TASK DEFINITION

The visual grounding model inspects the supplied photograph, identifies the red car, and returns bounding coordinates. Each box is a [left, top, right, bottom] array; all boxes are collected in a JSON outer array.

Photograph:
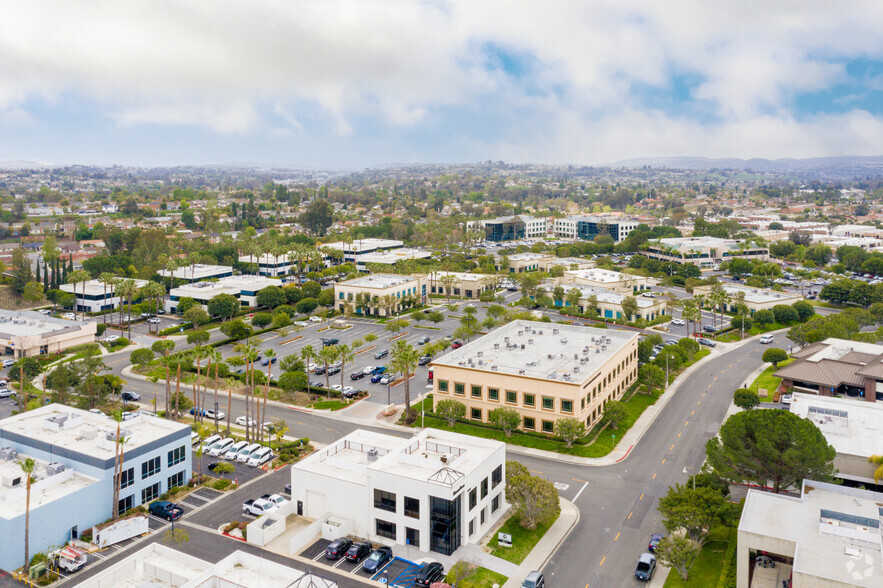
[[451, 340, 463, 349]]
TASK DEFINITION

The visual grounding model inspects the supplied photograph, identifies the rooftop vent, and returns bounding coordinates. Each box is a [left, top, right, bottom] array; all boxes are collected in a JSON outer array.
[[0, 447, 16, 462], [46, 462, 65, 476], [367, 448, 379, 462], [518, 369, 525, 375], [561, 338, 567, 344], [491, 365, 498, 371]]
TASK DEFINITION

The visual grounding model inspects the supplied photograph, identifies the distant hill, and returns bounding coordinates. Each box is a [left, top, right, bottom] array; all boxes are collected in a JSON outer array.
[[0, 160, 54, 169], [606, 155, 883, 178]]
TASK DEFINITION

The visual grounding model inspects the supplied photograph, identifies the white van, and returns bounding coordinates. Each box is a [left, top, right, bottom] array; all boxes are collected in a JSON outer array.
[[247, 446, 273, 467], [224, 440, 248, 460], [200, 434, 221, 453], [209, 438, 235, 457], [236, 443, 261, 463]]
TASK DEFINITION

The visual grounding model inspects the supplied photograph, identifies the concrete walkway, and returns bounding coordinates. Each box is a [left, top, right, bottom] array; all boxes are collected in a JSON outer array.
[[500, 498, 579, 588]]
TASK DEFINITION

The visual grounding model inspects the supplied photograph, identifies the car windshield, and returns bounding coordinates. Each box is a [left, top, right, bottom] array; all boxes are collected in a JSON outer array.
[[523, 581, 538, 588], [368, 552, 382, 560], [637, 562, 651, 572]]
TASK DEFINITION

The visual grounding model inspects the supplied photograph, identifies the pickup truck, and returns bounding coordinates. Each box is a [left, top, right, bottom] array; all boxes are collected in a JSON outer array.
[[260, 493, 289, 508], [48, 546, 88, 573], [242, 497, 279, 516], [148, 501, 184, 521]]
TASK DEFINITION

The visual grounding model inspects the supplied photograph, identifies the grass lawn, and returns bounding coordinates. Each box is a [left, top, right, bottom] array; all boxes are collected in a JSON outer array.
[[718, 321, 789, 342], [448, 567, 508, 588], [488, 513, 558, 564], [307, 400, 350, 411], [749, 357, 794, 398], [663, 527, 733, 587]]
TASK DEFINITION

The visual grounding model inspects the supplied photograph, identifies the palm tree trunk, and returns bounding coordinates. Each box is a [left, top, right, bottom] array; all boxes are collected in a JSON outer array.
[[193, 359, 201, 423], [175, 364, 181, 420], [24, 480, 31, 571], [165, 365, 171, 416], [112, 421, 120, 519], [214, 363, 220, 433], [262, 364, 271, 444]]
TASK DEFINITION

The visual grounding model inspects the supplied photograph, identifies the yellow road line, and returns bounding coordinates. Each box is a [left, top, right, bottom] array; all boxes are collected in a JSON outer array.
[[639, 493, 644, 500], [599, 557, 605, 566], [669, 444, 674, 451], [677, 432, 682, 438], [614, 532, 620, 541], [531, 470, 543, 475], [572, 478, 588, 483], [661, 458, 666, 464], [627, 511, 633, 519], [691, 410, 695, 415], [684, 420, 689, 427], [652, 473, 657, 479]]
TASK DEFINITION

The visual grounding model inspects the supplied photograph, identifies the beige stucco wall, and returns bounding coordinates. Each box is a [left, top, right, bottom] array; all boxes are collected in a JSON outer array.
[[10, 322, 97, 358], [334, 276, 426, 316], [736, 529, 797, 588]]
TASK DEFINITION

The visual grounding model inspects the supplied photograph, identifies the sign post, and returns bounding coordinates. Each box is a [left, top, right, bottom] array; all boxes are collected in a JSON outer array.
[[498, 532, 512, 548]]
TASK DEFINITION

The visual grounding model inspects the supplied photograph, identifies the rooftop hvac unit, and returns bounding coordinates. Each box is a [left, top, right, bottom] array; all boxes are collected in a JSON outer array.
[[538, 330, 543, 335], [478, 360, 483, 366], [440, 454, 448, 464], [549, 373, 557, 379], [560, 338, 567, 344], [518, 369, 525, 375], [477, 351, 483, 357], [553, 328, 559, 334], [367, 448, 378, 462], [595, 348, 600, 354], [493, 343, 499, 349], [46, 462, 65, 476], [563, 373, 570, 380], [491, 365, 498, 371], [528, 339, 534, 345], [0, 447, 16, 461], [521, 344, 525, 350], [602, 345, 607, 351], [458, 361, 466, 366], [574, 354, 579, 360], [574, 366, 580, 372]]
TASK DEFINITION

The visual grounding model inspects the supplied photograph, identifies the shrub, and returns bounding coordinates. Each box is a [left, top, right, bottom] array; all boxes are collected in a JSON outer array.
[[251, 312, 273, 328], [762, 348, 788, 367], [772, 304, 799, 325], [753, 309, 774, 325], [733, 388, 760, 410], [96, 323, 107, 336]]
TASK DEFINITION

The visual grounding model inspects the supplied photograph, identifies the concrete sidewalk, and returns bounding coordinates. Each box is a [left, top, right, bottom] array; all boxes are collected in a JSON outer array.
[[500, 498, 579, 588]]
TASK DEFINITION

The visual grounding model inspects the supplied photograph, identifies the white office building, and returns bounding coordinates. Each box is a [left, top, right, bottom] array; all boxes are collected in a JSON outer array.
[[322, 238, 404, 264], [291, 429, 507, 557], [60, 278, 150, 313], [159, 263, 234, 284], [238, 253, 296, 277], [167, 275, 280, 314]]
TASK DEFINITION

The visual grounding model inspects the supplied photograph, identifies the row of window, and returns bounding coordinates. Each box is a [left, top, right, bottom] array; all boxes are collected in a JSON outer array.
[[373, 465, 503, 519], [437, 382, 576, 414], [142, 457, 161, 480], [168, 446, 186, 468], [122, 470, 186, 515], [373, 491, 503, 545]]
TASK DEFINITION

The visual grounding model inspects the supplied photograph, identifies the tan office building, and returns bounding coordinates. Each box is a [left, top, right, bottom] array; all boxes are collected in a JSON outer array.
[[561, 268, 654, 295], [497, 253, 555, 273], [645, 236, 769, 268], [427, 271, 498, 299], [334, 274, 427, 316], [431, 320, 639, 433], [0, 310, 97, 358], [691, 283, 802, 314]]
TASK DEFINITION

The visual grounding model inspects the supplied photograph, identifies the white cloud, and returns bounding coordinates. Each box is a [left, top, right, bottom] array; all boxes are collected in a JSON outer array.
[[2, 0, 883, 161]]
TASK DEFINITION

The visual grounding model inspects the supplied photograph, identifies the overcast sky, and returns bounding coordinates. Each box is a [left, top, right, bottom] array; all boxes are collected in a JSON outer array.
[[3, 1, 883, 168]]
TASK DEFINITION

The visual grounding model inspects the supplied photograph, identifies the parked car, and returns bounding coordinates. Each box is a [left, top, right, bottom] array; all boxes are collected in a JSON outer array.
[[370, 372, 385, 383], [308, 316, 324, 323], [379, 373, 395, 385], [371, 365, 387, 375], [451, 340, 463, 349], [703, 325, 715, 333], [350, 371, 366, 380], [342, 388, 360, 399], [374, 349, 389, 359], [121, 391, 140, 402], [260, 356, 277, 366], [634, 553, 657, 581], [224, 440, 249, 459], [522, 571, 545, 588], [345, 542, 372, 563], [363, 547, 393, 573], [759, 335, 774, 344], [327, 365, 341, 375], [418, 355, 432, 365], [149, 501, 184, 521], [205, 409, 225, 420], [242, 497, 278, 517], [780, 394, 793, 405], [417, 336, 430, 345], [362, 365, 376, 375], [38, 309, 52, 316], [208, 438, 235, 457], [698, 338, 717, 347], [235, 416, 257, 427], [322, 338, 339, 346], [260, 493, 289, 508], [2, 359, 14, 368], [236, 443, 261, 462], [325, 537, 353, 560], [200, 434, 221, 452], [314, 365, 326, 375], [415, 562, 445, 586], [247, 446, 273, 467], [207, 461, 224, 471], [147, 317, 161, 324], [670, 318, 685, 326], [648, 534, 664, 552], [0, 388, 13, 399]]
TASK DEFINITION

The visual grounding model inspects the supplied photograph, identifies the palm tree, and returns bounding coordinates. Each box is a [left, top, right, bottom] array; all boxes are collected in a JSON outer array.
[[190, 346, 207, 423], [390, 339, 420, 423], [142, 282, 166, 333], [98, 272, 118, 325], [209, 349, 223, 433], [152, 340, 175, 416], [336, 344, 354, 391], [300, 344, 317, 374], [318, 345, 337, 389], [870, 455, 883, 484], [116, 279, 139, 338], [19, 457, 35, 572], [238, 345, 260, 443], [708, 283, 728, 331], [67, 270, 91, 322], [261, 349, 275, 443]]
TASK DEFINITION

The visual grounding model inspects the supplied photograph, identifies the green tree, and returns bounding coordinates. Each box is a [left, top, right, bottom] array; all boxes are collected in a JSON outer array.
[[220, 319, 251, 340], [753, 308, 774, 325], [390, 339, 420, 421], [445, 560, 479, 588], [762, 347, 788, 368], [639, 364, 666, 394], [488, 407, 521, 437], [600, 400, 627, 431], [19, 457, 36, 570], [792, 300, 815, 322], [620, 295, 639, 322], [566, 288, 582, 309], [183, 306, 210, 327], [656, 535, 701, 582], [176, 296, 198, 314], [657, 483, 736, 546], [129, 348, 154, 369], [208, 293, 239, 321], [772, 304, 799, 325], [554, 417, 586, 448], [436, 399, 466, 426], [705, 409, 837, 493], [257, 286, 287, 309], [251, 312, 273, 328], [278, 370, 308, 394], [10, 248, 33, 296], [733, 388, 760, 410], [299, 199, 335, 236], [506, 462, 561, 529], [23, 281, 43, 307], [187, 329, 210, 346]]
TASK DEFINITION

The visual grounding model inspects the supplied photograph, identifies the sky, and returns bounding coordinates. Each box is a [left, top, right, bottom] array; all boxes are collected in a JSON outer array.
[[3, 1, 883, 168]]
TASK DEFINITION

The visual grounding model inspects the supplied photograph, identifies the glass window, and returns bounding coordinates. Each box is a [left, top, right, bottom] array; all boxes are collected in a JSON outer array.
[[561, 400, 573, 414], [469, 519, 474, 536], [488, 388, 499, 401], [141, 456, 161, 480], [471, 385, 482, 399], [542, 396, 554, 410], [523, 394, 535, 408], [404, 497, 420, 519], [505, 390, 517, 404], [438, 380, 449, 393], [481, 507, 486, 525], [375, 519, 396, 540], [492, 494, 500, 512], [454, 382, 465, 396], [469, 488, 477, 510], [406, 527, 420, 548], [120, 467, 134, 489], [141, 482, 160, 503], [118, 494, 134, 515], [430, 495, 461, 556], [492, 465, 502, 488], [168, 446, 186, 468], [481, 478, 488, 499], [523, 417, 535, 431], [374, 489, 396, 513], [542, 420, 554, 433], [167, 471, 184, 490]]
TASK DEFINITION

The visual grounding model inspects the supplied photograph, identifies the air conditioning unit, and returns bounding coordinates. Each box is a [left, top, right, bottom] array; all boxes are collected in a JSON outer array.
[[46, 462, 65, 476], [367, 448, 378, 462], [0, 447, 16, 461]]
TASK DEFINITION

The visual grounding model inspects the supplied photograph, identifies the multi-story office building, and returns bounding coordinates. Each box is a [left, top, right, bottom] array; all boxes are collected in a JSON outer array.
[[237, 253, 295, 277], [159, 263, 234, 284], [60, 278, 150, 313], [290, 429, 506, 557], [691, 283, 803, 314], [427, 271, 498, 299], [166, 275, 279, 314], [431, 320, 639, 433], [644, 236, 769, 268], [0, 405, 191, 572], [356, 248, 432, 271], [553, 215, 640, 243], [474, 215, 547, 241], [544, 283, 668, 322], [539, 257, 594, 272], [498, 252, 555, 273], [334, 274, 427, 316], [322, 239, 404, 264], [562, 268, 654, 295], [0, 310, 97, 358]]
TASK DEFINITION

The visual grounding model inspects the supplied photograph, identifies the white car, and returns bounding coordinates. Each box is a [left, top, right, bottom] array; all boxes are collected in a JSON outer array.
[[670, 319, 685, 326], [759, 335, 774, 344], [89, 408, 105, 416], [147, 317, 161, 324], [330, 384, 342, 392], [362, 365, 376, 375], [0, 389, 13, 399], [294, 321, 310, 329], [308, 363, 318, 373], [780, 394, 793, 405], [208, 438, 235, 457], [308, 316, 324, 323], [105, 335, 120, 343], [235, 416, 257, 427], [236, 443, 261, 462], [341, 386, 354, 396], [2, 359, 15, 368], [247, 446, 273, 467], [224, 440, 249, 460], [38, 309, 51, 315]]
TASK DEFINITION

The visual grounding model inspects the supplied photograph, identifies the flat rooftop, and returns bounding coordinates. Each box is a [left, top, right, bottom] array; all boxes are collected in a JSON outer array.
[[359, 248, 432, 264], [186, 551, 304, 588], [296, 428, 503, 487], [431, 270, 493, 282], [739, 481, 882, 587], [432, 319, 637, 382], [507, 252, 552, 261], [77, 544, 211, 588], [544, 282, 660, 308], [159, 263, 232, 280], [788, 393, 883, 459], [0, 310, 92, 339], [0, 404, 190, 464], [60, 278, 149, 296], [171, 281, 241, 297], [323, 238, 403, 252], [340, 273, 415, 289], [238, 253, 293, 264], [0, 452, 98, 519], [655, 236, 766, 251], [715, 283, 802, 304], [565, 268, 635, 283], [547, 257, 593, 266], [218, 274, 280, 290]]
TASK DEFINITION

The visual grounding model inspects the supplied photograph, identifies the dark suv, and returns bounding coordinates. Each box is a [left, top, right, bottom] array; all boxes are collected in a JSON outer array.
[[325, 538, 353, 560], [363, 546, 393, 573], [345, 542, 372, 563], [415, 562, 444, 586], [374, 349, 389, 359], [323, 338, 339, 347]]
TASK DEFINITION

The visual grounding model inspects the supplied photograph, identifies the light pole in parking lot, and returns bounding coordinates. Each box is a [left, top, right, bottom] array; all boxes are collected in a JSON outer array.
[[214, 401, 219, 431]]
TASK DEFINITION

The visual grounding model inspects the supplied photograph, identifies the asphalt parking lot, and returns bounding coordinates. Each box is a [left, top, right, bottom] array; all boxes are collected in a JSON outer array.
[[187, 466, 289, 530], [197, 453, 267, 486]]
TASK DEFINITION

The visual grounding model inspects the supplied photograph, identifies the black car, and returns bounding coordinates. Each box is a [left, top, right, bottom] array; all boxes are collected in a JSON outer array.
[[148, 501, 184, 521], [322, 338, 339, 347], [703, 325, 715, 333], [284, 483, 291, 494], [327, 365, 341, 375], [314, 365, 327, 375], [417, 336, 430, 345], [374, 349, 389, 359], [362, 547, 393, 573], [698, 338, 717, 347], [350, 371, 366, 380], [325, 537, 353, 560], [121, 391, 140, 402], [345, 542, 372, 563], [415, 562, 444, 586], [207, 461, 224, 471], [418, 355, 432, 366]]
